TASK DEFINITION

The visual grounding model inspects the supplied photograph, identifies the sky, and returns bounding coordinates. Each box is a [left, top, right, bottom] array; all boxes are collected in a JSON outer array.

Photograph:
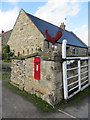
[[0, 0, 89, 46]]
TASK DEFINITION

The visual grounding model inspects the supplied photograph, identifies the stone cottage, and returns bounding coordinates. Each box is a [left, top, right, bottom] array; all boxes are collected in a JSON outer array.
[[8, 9, 89, 105], [0, 30, 12, 53]]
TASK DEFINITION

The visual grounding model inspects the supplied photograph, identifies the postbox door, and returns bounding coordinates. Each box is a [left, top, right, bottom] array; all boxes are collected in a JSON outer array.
[[34, 57, 40, 80]]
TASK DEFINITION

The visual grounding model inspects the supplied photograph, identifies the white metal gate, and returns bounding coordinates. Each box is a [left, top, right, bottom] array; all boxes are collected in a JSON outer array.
[[63, 57, 90, 100], [62, 40, 90, 100]]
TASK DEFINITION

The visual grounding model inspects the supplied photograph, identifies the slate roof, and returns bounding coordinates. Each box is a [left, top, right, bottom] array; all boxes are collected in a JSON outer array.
[[27, 13, 87, 48]]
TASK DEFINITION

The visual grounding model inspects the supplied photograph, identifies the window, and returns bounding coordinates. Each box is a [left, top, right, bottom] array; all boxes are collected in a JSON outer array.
[[72, 48, 76, 55], [23, 50, 24, 54], [27, 49, 29, 54], [76, 48, 78, 55], [82, 49, 86, 55], [32, 47, 34, 51], [72, 48, 78, 56]]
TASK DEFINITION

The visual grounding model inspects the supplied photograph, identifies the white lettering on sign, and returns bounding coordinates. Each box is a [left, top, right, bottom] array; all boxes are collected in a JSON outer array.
[[36, 65, 38, 71]]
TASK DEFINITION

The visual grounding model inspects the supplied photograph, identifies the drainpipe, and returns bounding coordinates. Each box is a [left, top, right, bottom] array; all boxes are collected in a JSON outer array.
[[62, 40, 68, 100]]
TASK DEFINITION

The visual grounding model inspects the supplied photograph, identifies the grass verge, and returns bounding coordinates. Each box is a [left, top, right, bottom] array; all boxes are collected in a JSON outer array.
[[55, 85, 90, 109], [7, 81, 56, 112]]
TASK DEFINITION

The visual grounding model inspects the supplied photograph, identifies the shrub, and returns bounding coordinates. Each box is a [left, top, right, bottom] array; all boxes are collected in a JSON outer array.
[[38, 47, 42, 51], [2, 45, 10, 54], [19, 54, 23, 57], [2, 45, 14, 61], [8, 52, 14, 57]]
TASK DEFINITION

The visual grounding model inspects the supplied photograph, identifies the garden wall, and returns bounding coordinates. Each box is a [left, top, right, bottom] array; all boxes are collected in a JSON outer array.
[[11, 51, 63, 105]]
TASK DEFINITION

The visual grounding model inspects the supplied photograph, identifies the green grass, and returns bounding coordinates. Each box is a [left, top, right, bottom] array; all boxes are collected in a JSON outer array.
[[7, 81, 56, 112], [55, 85, 90, 109]]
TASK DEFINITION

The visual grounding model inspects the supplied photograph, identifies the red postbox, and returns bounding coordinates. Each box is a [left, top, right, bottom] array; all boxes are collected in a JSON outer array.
[[34, 57, 40, 80]]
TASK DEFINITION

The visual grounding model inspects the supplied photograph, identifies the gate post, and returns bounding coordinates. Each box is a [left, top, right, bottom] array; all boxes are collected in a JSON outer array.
[[62, 40, 68, 100], [78, 60, 81, 90], [63, 61, 68, 100]]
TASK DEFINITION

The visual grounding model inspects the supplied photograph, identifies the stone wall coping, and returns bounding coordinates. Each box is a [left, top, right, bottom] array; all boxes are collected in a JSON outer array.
[[11, 50, 62, 61]]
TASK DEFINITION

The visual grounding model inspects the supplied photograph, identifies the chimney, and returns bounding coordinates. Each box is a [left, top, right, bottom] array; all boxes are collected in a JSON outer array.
[[60, 22, 65, 30], [2, 30, 4, 33]]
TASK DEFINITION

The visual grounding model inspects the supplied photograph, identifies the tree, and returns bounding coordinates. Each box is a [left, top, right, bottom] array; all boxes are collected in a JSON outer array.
[[2, 45, 14, 61]]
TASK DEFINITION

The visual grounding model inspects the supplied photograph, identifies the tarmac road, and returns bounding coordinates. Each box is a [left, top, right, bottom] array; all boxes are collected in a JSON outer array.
[[2, 77, 71, 119], [61, 95, 89, 119]]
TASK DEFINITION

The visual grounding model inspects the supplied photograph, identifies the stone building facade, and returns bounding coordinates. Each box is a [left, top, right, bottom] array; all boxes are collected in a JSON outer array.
[[0, 30, 12, 52], [8, 9, 89, 105], [8, 9, 44, 56]]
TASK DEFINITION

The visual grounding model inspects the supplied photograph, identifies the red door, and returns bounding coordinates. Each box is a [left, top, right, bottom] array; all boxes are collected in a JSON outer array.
[[34, 57, 40, 80]]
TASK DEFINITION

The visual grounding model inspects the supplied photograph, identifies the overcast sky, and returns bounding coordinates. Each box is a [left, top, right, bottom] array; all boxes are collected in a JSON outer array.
[[0, 0, 89, 45]]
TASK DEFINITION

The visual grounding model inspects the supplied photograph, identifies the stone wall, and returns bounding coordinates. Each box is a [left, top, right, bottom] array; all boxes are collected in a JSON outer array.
[[11, 59, 25, 90], [43, 40, 88, 57], [11, 51, 63, 105], [11, 50, 90, 105]]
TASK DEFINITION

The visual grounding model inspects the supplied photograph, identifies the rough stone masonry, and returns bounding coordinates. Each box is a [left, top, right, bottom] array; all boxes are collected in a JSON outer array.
[[11, 51, 63, 105], [10, 50, 89, 105]]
